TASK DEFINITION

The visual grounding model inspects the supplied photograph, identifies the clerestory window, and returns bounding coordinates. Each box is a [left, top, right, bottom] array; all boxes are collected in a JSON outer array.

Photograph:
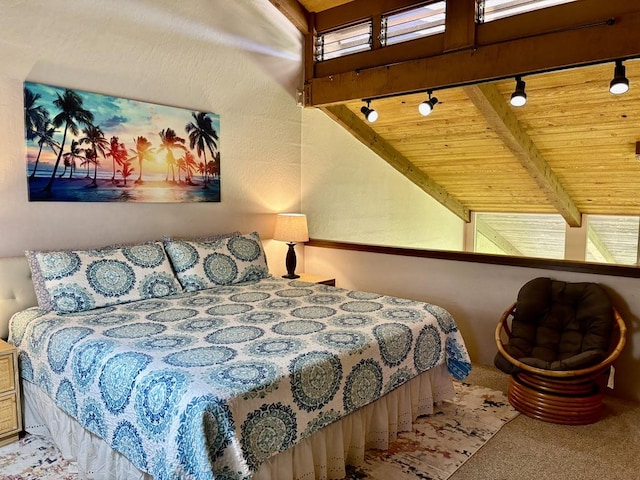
[[315, 21, 372, 62], [477, 0, 580, 23], [381, 2, 446, 47]]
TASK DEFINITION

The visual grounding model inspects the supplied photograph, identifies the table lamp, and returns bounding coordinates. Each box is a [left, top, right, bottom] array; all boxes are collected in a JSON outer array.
[[273, 213, 309, 279]]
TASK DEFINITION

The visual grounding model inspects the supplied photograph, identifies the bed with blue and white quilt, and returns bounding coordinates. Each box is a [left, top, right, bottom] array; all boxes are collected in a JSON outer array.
[[5, 233, 471, 480]]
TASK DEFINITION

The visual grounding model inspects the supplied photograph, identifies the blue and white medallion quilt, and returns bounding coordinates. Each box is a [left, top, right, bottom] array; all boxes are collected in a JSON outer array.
[[9, 277, 471, 480]]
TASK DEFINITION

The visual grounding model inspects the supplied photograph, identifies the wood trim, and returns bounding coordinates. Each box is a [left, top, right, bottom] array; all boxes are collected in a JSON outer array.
[[475, 0, 638, 47], [443, 0, 477, 53], [268, 0, 311, 34], [307, 1, 640, 105], [313, 33, 444, 78], [304, 14, 317, 104], [306, 238, 640, 278]]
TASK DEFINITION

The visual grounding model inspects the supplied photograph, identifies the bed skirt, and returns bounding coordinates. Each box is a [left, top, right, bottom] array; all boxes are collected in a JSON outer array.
[[22, 363, 455, 480]]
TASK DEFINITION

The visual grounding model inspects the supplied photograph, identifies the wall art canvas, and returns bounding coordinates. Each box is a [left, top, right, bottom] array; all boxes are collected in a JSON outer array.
[[24, 81, 221, 203]]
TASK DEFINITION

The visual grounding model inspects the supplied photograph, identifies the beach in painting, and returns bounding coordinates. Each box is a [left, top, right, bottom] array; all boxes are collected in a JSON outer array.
[[24, 81, 221, 203], [27, 174, 220, 203]]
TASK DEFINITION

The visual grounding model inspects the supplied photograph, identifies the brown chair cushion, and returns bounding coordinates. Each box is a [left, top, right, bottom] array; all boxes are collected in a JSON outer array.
[[494, 277, 614, 375]]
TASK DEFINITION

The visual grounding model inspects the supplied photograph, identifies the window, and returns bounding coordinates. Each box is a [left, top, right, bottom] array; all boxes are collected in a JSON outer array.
[[474, 213, 566, 259], [316, 21, 372, 61], [587, 215, 640, 266], [381, 2, 446, 47], [315, 2, 446, 61], [477, 0, 579, 23]]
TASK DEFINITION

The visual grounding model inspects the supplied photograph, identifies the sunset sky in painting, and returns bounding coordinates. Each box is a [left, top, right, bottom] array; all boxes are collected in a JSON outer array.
[[25, 81, 220, 178]]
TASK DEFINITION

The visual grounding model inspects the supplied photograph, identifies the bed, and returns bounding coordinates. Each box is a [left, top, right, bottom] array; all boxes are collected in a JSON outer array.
[[0, 232, 471, 480]]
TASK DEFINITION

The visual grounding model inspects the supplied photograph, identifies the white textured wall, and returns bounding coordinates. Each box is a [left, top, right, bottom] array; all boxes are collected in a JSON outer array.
[[0, 0, 302, 272], [301, 108, 464, 250], [304, 246, 640, 402]]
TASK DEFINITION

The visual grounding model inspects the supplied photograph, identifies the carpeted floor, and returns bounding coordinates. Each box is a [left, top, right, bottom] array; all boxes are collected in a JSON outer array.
[[0, 380, 518, 480], [449, 364, 640, 480]]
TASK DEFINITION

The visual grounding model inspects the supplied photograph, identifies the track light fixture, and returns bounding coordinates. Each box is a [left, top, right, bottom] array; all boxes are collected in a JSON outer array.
[[510, 76, 527, 107], [418, 90, 439, 116], [360, 100, 378, 123], [610, 60, 629, 95]]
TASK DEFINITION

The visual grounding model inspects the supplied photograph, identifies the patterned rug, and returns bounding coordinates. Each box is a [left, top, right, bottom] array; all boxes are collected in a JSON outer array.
[[344, 381, 519, 479], [0, 382, 517, 480], [0, 434, 78, 480]]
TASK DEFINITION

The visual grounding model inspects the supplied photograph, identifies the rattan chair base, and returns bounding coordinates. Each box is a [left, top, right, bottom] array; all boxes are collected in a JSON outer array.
[[508, 372, 603, 425]]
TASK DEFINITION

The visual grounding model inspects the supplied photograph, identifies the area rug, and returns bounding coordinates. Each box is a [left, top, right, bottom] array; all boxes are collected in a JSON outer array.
[[0, 382, 517, 480], [343, 381, 519, 480], [0, 433, 77, 480]]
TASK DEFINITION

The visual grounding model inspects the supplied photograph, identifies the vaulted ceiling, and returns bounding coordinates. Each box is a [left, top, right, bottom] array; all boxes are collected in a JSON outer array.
[[270, 0, 640, 228]]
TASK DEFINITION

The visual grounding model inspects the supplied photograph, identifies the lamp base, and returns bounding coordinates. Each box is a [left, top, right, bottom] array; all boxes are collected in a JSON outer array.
[[283, 242, 299, 279]]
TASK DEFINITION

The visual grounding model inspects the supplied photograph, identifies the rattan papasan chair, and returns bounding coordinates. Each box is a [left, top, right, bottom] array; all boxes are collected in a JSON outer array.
[[494, 277, 626, 425]]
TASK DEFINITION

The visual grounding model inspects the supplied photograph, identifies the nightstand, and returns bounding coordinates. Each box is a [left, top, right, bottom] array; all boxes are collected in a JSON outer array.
[[297, 273, 336, 287], [0, 339, 21, 447]]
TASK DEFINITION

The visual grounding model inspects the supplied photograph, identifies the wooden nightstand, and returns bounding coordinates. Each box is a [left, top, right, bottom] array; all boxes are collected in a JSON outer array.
[[0, 339, 21, 447], [297, 273, 336, 287]]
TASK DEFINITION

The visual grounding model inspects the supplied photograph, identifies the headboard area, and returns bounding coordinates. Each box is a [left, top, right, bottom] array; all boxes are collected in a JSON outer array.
[[0, 256, 37, 340]]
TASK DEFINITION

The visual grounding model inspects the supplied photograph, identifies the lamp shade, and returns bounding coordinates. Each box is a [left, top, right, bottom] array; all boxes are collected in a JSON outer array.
[[273, 213, 309, 243]]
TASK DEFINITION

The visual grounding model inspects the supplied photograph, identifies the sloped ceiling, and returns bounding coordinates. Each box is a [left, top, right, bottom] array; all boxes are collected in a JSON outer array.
[[299, 0, 352, 11], [331, 61, 640, 220], [274, 0, 640, 228]]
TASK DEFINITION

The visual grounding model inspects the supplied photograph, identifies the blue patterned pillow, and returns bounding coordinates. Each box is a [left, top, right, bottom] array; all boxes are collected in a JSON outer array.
[[163, 231, 269, 291], [25, 251, 54, 311], [162, 231, 240, 243], [26, 242, 182, 313]]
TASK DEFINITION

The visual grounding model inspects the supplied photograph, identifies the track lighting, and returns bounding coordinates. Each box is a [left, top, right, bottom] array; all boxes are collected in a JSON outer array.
[[418, 90, 439, 116], [510, 76, 527, 107], [360, 100, 378, 123], [610, 60, 629, 95]]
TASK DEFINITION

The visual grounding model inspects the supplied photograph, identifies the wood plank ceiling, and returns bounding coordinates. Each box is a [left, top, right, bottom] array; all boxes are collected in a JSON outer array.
[[276, 0, 640, 227], [335, 61, 640, 219]]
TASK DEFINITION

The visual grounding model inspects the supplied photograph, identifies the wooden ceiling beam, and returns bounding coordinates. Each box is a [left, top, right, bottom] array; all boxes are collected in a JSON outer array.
[[307, 0, 640, 105], [268, 0, 311, 35], [463, 83, 582, 227], [476, 216, 522, 256], [587, 224, 616, 264], [321, 104, 471, 222]]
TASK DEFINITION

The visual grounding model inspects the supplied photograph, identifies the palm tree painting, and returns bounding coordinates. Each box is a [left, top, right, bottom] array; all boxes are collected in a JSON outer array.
[[130, 136, 155, 185], [29, 119, 60, 179], [24, 88, 48, 142], [62, 140, 85, 180], [79, 124, 110, 188], [106, 136, 127, 183], [186, 111, 220, 189], [158, 128, 186, 183], [24, 81, 221, 203]]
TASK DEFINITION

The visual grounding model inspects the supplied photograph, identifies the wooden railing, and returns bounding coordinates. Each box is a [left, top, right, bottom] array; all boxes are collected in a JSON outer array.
[[306, 238, 640, 279]]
